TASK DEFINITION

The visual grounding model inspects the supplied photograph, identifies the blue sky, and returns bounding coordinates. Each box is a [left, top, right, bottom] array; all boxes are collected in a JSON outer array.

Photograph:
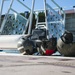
[[0, 0, 75, 14]]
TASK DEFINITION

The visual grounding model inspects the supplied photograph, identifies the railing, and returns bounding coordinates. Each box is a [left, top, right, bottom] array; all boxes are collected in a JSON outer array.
[[0, 0, 5, 26], [35, 0, 65, 39], [0, 0, 31, 35]]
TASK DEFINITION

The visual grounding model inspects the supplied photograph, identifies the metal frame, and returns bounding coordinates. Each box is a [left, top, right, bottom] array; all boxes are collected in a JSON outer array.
[[28, 0, 35, 35], [0, 0, 5, 25], [0, 0, 14, 33], [0, 0, 65, 37], [0, 0, 31, 34], [34, 0, 65, 39], [51, 0, 66, 25]]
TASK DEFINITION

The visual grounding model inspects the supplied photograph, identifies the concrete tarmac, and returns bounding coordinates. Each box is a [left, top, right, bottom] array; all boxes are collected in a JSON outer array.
[[0, 53, 75, 75]]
